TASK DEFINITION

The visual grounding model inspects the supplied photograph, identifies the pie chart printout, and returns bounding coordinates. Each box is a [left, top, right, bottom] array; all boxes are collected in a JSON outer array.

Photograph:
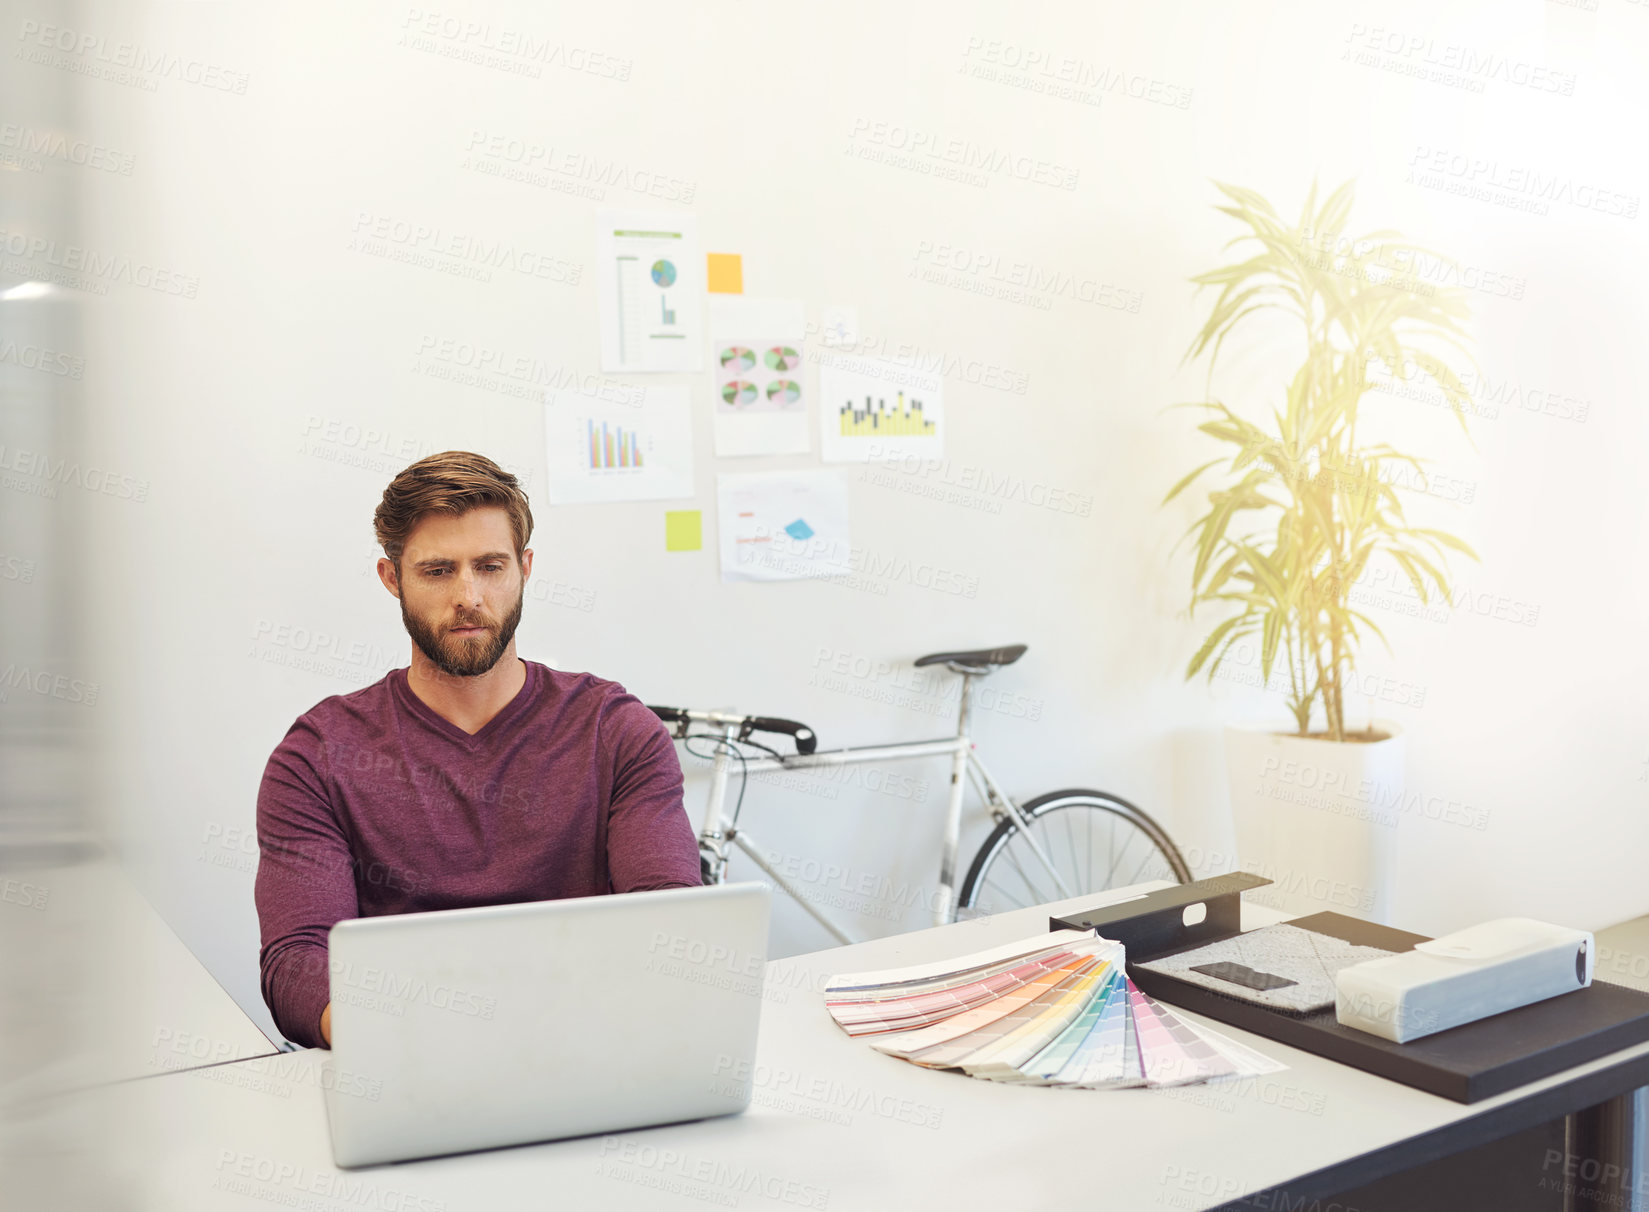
[[722, 380, 758, 407], [720, 346, 757, 372], [764, 345, 801, 372], [714, 339, 805, 415], [650, 259, 677, 287], [708, 297, 810, 456]]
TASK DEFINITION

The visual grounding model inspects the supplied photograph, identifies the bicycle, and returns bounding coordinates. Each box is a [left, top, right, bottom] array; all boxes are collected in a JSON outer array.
[[648, 644, 1192, 946]]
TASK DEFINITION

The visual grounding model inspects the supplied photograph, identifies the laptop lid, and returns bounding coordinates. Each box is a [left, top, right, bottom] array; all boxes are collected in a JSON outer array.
[[323, 881, 771, 1167]]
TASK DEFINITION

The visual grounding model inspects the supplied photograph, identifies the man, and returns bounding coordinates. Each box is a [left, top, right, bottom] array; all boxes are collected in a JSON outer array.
[[254, 451, 701, 1049]]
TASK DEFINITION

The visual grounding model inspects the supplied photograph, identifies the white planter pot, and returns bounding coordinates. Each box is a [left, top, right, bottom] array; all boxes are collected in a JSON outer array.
[[1223, 721, 1406, 924]]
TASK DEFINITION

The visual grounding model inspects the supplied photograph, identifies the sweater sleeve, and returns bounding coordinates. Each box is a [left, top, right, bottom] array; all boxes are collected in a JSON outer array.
[[603, 693, 703, 892], [253, 720, 359, 1049]]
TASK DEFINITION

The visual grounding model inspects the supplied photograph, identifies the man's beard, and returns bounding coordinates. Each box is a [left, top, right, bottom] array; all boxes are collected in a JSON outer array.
[[399, 578, 525, 679]]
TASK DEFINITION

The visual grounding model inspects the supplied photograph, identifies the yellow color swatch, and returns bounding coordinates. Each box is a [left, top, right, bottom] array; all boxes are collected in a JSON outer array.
[[665, 510, 702, 552], [706, 253, 743, 294]]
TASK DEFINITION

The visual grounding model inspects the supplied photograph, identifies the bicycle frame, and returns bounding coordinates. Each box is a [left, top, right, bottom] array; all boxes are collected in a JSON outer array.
[[680, 671, 1075, 945]]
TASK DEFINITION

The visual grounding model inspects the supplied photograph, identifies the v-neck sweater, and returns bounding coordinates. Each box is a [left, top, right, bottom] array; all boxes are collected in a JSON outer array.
[[253, 658, 700, 1048]]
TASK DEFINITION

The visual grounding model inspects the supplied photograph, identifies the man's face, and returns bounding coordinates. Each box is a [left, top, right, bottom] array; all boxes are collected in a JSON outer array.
[[384, 506, 531, 679]]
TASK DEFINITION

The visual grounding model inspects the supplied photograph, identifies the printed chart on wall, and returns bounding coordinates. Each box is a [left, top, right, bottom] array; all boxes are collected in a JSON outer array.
[[717, 470, 851, 583], [544, 386, 694, 504], [708, 295, 809, 457], [818, 354, 944, 463], [595, 210, 702, 373]]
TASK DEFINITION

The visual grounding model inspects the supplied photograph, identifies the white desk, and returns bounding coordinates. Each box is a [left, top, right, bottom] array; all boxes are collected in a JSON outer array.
[[23, 881, 1649, 1211], [0, 857, 277, 1102]]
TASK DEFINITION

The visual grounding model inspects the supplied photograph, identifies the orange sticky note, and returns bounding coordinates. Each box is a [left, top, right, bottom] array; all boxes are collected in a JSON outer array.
[[707, 253, 743, 294]]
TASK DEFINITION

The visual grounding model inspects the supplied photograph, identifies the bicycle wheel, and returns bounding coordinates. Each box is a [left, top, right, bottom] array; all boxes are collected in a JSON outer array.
[[956, 788, 1191, 917]]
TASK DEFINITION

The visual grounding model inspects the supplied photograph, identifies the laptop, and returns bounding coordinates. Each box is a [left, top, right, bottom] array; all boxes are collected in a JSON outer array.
[[321, 881, 771, 1167]]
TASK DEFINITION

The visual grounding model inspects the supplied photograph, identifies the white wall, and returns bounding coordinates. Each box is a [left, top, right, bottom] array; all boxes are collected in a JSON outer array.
[[39, 0, 1649, 1043]]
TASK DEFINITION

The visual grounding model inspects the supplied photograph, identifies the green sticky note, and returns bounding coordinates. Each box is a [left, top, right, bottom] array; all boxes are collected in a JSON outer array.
[[665, 510, 702, 552]]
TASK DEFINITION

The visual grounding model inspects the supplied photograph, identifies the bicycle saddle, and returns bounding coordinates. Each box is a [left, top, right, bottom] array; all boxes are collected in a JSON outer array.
[[913, 644, 1027, 671]]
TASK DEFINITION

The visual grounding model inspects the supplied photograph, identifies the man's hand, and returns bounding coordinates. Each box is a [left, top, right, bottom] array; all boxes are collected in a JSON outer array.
[[320, 1003, 332, 1047]]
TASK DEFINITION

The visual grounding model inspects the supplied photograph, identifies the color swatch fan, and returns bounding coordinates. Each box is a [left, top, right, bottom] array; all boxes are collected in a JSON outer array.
[[824, 930, 1284, 1089]]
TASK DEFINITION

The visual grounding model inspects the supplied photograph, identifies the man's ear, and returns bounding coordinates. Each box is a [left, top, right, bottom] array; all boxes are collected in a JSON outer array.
[[520, 548, 533, 580], [376, 556, 402, 599]]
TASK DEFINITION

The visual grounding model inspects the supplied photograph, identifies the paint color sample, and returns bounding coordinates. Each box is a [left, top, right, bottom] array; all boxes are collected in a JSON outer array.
[[871, 953, 1096, 1057], [915, 959, 1106, 1069], [707, 253, 743, 293], [826, 929, 1096, 993], [999, 968, 1121, 1082], [665, 510, 702, 551], [1129, 979, 1239, 1087], [827, 929, 1279, 1092], [828, 950, 1086, 1033], [962, 962, 1114, 1075], [1061, 974, 1140, 1086]]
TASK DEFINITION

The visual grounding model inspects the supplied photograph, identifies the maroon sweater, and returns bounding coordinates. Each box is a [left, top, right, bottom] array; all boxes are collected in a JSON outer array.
[[254, 658, 701, 1048]]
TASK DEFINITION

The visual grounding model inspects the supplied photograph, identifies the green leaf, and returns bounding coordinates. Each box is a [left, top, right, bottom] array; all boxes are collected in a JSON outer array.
[[1187, 613, 1251, 680], [1389, 549, 1432, 603], [1410, 526, 1480, 561], [1163, 458, 1227, 505], [1260, 610, 1284, 683]]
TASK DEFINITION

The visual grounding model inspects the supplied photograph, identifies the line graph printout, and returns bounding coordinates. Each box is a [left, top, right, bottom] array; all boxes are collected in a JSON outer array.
[[597, 210, 702, 373]]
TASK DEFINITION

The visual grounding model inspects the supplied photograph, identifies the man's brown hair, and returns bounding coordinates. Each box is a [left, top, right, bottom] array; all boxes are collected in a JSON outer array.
[[373, 451, 533, 576]]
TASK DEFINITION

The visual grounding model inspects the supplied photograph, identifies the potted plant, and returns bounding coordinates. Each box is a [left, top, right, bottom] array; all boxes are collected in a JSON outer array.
[[1165, 179, 1478, 923]]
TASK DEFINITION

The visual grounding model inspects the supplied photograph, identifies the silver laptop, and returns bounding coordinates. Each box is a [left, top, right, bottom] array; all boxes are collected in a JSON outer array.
[[322, 881, 771, 1167]]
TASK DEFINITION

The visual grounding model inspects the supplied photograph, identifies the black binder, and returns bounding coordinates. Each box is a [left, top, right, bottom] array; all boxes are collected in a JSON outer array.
[[1049, 873, 1649, 1103]]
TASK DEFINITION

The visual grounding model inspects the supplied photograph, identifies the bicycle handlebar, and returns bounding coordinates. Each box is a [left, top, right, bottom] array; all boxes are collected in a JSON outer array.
[[646, 706, 818, 756], [745, 716, 817, 756]]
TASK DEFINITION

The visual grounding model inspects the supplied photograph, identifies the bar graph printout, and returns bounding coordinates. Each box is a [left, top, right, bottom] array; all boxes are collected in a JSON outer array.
[[596, 210, 702, 373], [818, 354, 943, 463], [544, 386, 694, 504]]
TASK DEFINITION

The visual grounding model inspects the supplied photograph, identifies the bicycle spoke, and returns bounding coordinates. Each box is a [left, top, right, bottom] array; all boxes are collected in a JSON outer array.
[[1061, 810, 1079, 896], [1103, 822, 1136, 889], [1000, 835, 1055, 906], [982, 882, 1031, 913], [1084, 808, 1093, 891], [966, 797, 1185, 915], [1126, 839, 1161, 886]]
